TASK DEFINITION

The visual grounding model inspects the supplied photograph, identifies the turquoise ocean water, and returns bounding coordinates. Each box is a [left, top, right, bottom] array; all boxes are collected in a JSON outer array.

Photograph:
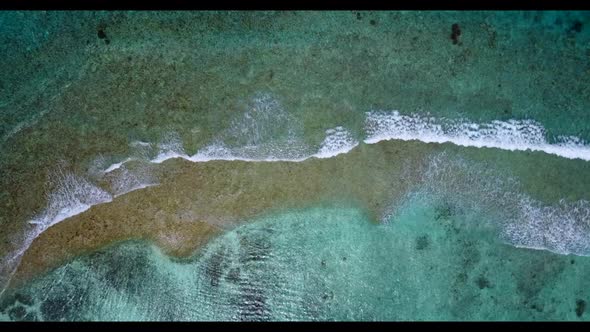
[[1, 11, 590, 321]]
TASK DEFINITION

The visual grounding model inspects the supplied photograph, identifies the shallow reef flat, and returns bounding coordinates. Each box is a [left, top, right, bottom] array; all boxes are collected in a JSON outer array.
[[7, 140, 432, 288], [6, 138, 590, 294]]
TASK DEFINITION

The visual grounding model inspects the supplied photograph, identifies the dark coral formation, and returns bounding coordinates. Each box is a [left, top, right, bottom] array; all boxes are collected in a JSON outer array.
[[451, 23, 461, 45], [416, 235, 430, 250], [576, 299, 586, 317]]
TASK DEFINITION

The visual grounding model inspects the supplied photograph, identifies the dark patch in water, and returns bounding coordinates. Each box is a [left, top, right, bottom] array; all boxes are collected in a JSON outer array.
[[14, 292, 34, 306], [370, 19, 377, 26], [0, 291, 38, 321], [85, 245, 151, 292], [0, 295, 12, 312], [41, 296, 70, 321], [321, 291, 334, 301], [97, 24, 110, 45], [516, 256, 566, 300], [434, 203, 455, 221], [356, 12, 362, 21], [5, 303, 38, 321], [530, 303, 544, 313], [237, 283, 270, 321], [226, 267, 241, 284], [415, 235, 430, 250], [23, 311, 38, 321], [96, 26, 107, 39], [569, 20, 583, 34], [475, 275, 491, 289], [456, 272, 468, 284], [451, 23, 461, 45], [7, 305, 27, 320], [234, 230, 273, 320], [576, 299, 586, 317], [487, 29, 497, 49], [461, 241, 481, 268], [205, 246, 226, 287], [238, 231, 272, 264], [37, 283, 90, 321]]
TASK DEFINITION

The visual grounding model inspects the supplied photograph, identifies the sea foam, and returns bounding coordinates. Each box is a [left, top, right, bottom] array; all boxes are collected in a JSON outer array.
[[391, 152, 590, 256], [365, 111, 590, 161], [0, 170, 113, 296], [502, 198, 590, 255], [106, 164, 158, 198], [29, 170, 113, 230], [153, 124, 358, 164], [101, 108, 590, 175], [315, 126, 359, 159], [100, 94, 361, 171]]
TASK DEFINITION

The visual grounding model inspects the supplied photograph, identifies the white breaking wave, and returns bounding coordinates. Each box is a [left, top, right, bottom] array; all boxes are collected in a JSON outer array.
[[104, 158, 133, 173], [0, 162, 161, 296], [124, 94, 359, 166], [153, 129, 358, 164], [152, 125, 358, 164], [100, 108, 590, 175], [365, 111, 590, 161], [189, 142, 309, 162], [106, 164, 158, 198], [0, 170, 113, 297], [315, 126, 359, 159], [101, 125, 360, 172], [152, 132, 191, 164], [29, 170, 113, 230]]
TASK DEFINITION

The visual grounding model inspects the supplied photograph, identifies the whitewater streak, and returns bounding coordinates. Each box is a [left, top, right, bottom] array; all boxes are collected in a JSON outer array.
[[0, 166, 157, 297], [364, 111, 590, 161], [103, 126, 360, 173], [102, 111, 590, 175], [0, 171, 112, 297]]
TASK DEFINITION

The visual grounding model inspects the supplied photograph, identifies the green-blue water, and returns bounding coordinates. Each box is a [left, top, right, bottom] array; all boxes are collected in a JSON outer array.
[[2, 202, 589, 321], [1, 11, 590, 321]]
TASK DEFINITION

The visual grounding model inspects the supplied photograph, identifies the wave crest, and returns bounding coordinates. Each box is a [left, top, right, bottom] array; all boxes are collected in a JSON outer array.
[[365, 111, 590, 161]]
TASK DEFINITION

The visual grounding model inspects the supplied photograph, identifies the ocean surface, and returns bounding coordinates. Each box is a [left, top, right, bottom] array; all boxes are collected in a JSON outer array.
[[1, 11, 590, 321]]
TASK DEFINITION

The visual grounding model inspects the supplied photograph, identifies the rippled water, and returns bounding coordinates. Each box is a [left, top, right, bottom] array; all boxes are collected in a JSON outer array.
[[3, 201, 590, 321]]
